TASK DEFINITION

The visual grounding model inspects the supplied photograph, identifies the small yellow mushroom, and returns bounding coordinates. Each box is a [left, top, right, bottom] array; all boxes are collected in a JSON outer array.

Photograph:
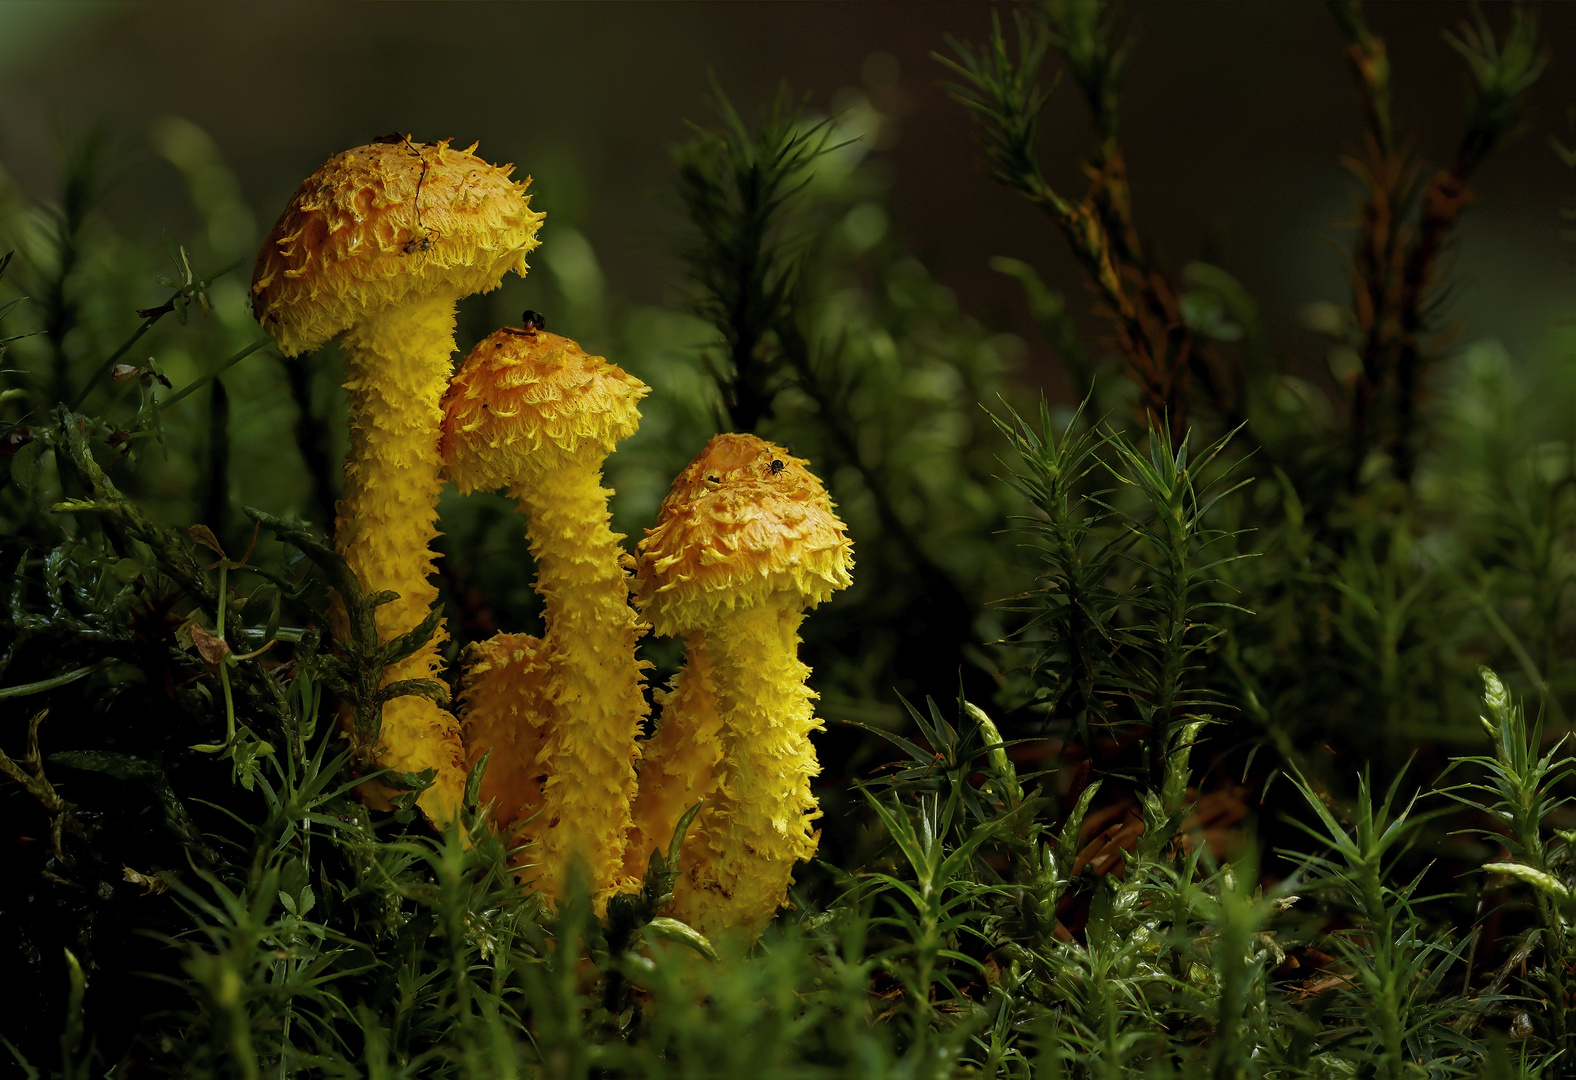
[[454, 631, 550, 834], [252, 137, 543, 825], [631, 433, 853, 946], [441, 322, 649, 905], [621, 634, 722, 882]]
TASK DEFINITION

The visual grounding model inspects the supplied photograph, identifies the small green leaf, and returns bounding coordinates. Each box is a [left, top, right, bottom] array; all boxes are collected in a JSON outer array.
[[644, 917, 719, 962], [385, 767, 437, 793], [1483, 861, 1573, 903], [9, 438, 42, 493], [50, 749, 159, 780], [464, 750, 492, 810], [188, 524, 226, 559]]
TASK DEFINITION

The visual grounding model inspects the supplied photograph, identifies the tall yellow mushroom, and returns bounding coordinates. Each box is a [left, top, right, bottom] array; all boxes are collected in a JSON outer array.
[[631, 433, 853, 945], [441, 320, 649, 905], [252, 137, 543, 825]]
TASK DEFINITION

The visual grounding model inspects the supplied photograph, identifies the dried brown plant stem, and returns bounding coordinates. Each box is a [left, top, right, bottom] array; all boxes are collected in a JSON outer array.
[[943, 10, 1239, 442], [1011, 156, 1208, 443], [1334, 0, 1543, 484]]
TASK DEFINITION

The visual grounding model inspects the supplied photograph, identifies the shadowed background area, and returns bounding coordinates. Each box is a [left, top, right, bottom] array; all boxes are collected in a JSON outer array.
[[1, 0, 1573, 383]]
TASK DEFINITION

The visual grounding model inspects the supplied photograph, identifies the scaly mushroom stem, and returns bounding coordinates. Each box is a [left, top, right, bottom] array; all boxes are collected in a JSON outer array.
[[337, 294, 465, 822], [512, 448, 646, 903], [458, 632, 549, 835], [623, 634, 723, 881], [669, 605, 820, 946]]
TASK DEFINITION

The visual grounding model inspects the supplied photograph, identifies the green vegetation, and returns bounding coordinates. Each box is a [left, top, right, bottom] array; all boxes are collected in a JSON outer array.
[[2, 2, 1573, 1076]]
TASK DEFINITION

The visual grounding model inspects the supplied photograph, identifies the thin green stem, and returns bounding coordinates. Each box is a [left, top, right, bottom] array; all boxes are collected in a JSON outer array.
[[67, 257, 244, 410], [159, 339, 269, 412], [0, 663, 99, 699]]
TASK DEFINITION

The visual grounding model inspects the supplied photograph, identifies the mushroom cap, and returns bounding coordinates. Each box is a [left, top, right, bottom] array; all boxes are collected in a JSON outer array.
[[633, 433, 853, 635], [252, 137, 544, 356], [440, 328, 649, 494]]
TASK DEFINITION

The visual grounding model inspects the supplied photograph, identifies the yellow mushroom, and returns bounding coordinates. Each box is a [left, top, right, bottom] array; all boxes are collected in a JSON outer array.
[[631, 433, 853, 946], [453, 631, 550, 836], [440, 321, 650, 905], [621, 634, 721, 881], [252, 137, 543, 825]]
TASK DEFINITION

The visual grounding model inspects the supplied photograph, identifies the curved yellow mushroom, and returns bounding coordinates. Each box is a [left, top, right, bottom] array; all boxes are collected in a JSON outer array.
[[441, 323, 649, 906], [631, 433, 853, 946], [252, 137, 543, 825]]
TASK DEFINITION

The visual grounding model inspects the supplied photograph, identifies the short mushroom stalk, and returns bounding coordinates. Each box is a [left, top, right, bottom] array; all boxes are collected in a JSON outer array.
[[621, 633, 721, 880], [631, 434, 852, 946], [442, 320, 649, 906], [252, 137, 542, 825]]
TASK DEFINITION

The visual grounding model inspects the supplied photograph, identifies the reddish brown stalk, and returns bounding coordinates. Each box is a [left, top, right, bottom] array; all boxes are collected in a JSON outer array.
[[1334, 2, 1528, 484], [1342, 130, 1418, 464], [945, 10, 1247, 439], [1027, 151, 1227, 444]]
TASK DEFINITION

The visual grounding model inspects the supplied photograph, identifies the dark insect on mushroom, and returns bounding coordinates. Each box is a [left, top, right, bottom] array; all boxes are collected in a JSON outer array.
[[768, 459, 785, 475], [521, 310, 547, 334]]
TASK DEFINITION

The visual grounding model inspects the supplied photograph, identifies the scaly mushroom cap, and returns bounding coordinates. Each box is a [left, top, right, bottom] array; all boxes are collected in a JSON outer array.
[[440, 328, 648, 494], [252, 137, 544, 356], [634, 433, 853, 636]]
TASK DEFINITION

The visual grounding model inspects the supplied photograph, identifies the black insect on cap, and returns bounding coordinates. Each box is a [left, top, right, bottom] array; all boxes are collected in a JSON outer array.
[[521, 310, 547, 334]]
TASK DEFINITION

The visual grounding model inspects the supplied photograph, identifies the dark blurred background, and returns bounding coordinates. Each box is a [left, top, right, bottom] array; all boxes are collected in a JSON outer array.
[[2, 0, 1573, 390]]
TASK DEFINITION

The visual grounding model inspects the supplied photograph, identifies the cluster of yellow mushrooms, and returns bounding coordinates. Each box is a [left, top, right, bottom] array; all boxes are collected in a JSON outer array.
[[250, 137, 853, 946]]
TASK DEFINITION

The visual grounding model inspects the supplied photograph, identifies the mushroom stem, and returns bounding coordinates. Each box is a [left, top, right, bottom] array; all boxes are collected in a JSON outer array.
[[337, 294, 465, 820], [623, 634, 722, 881], [510, 449, 645, 903], [458, 632, 549, 835], [668, 604, 820, 945]]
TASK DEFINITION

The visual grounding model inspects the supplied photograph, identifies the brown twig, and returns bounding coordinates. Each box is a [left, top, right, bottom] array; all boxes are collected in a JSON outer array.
[[943, 7, 1241, 442], [1333, 0, 1544, 484]]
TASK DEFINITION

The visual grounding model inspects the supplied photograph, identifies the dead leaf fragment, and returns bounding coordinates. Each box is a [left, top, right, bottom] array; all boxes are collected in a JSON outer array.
[[123, 866, 170, 895], [187, 524, 226, 559], [187, 620, 231, 665]]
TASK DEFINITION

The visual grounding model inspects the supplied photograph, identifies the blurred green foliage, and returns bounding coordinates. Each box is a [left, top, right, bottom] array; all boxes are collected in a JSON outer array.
[[1, 1, 1575, 1076]]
